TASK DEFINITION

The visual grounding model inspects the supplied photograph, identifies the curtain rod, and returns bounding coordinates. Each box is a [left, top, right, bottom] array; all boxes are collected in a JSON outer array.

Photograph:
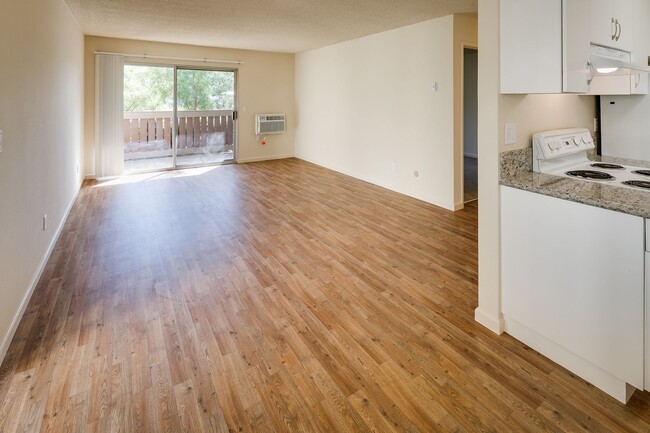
[[94, 51, 244, 65]]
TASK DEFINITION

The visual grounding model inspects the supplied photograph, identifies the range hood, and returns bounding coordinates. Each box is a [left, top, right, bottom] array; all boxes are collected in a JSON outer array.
[[590, 44, 650, 76]]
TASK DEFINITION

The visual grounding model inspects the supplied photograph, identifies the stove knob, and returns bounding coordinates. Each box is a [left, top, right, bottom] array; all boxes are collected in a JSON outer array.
[[573, 137, 581, 146]]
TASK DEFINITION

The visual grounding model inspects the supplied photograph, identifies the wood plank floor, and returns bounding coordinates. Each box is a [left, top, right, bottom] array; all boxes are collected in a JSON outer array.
[[0, 158, 649, 432]]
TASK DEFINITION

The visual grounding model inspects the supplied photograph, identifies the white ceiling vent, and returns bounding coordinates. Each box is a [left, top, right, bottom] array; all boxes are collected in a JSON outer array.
[[256, 114, 286, 134]]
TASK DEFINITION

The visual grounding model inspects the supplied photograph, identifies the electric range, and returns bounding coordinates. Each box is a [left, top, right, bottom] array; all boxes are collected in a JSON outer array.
[[532, 128, 650, 191]]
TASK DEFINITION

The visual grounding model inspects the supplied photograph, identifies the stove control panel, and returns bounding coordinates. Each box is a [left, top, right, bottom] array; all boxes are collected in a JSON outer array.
[[533, 128, 595, 161]]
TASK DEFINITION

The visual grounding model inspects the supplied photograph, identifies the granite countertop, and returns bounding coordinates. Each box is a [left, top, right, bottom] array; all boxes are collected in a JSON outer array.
[[500, 148, 650, 219]]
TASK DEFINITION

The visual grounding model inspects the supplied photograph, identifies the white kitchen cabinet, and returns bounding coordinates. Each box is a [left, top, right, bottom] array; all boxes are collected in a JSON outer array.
[[500, 0, 647, 94], [591, 0, 635, 52], [590, 0, 650, 94], [499, 0, 591, 94], [501, 186, 645, 403], [631, 72, 649, 93], [646, 220, 649, 391], [588, 72, 648, 94], [631, 0, 650, 93], [564, 0, 593, 92], [500, 0, 562, 93]]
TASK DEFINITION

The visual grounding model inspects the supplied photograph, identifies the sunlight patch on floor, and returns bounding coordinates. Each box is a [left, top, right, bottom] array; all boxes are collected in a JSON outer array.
[[92, 165, 220, 187]]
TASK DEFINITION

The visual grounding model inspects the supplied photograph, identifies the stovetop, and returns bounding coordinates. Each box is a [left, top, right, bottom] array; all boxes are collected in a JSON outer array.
[[532, 128, 650, 191], [556, 162, 650, 190]]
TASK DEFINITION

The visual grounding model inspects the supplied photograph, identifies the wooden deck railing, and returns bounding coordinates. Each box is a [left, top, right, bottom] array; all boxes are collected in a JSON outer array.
[[123, 110, 234, 155]]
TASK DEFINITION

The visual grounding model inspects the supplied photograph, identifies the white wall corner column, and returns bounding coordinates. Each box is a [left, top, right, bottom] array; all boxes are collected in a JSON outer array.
[[475, 0, 504, 334]]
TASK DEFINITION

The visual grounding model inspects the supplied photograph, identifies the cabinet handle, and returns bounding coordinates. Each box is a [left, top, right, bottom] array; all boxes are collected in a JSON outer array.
[[634, 73, 640, 88], [611, 18, 617, 40], [587, 60, 594, 86], [615, 19, 622, 41]]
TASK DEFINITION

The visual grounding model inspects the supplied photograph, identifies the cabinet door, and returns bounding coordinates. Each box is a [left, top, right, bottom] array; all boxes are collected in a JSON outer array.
[[565, 0, 593, 92], [631, 0, 649, 94], [631, 72, 649, 94], [591, 0, 617, 48], [632, 0, 649, 64], [591, 0, 635, 51], [613, 0, 635, 51], [500, 0, 562, 93], [588, 74, 631, 94], [501, 186, 645, 393]]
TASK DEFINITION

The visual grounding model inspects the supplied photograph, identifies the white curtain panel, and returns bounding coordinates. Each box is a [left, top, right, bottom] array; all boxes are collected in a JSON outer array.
[[95, 54, 124, 177]]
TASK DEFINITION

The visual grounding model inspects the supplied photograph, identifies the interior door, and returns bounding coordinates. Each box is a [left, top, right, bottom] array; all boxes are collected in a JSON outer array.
[[175, 68, 236, 168]]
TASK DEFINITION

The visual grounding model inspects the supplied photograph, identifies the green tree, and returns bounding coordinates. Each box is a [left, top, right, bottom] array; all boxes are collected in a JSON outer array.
[[124, 66, 234, 112], [124, 65, 173, 111], [177, 69, 234, 111]]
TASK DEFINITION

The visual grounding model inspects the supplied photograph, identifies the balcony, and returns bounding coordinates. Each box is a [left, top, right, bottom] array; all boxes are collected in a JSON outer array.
[[123, 110, 235, 173]]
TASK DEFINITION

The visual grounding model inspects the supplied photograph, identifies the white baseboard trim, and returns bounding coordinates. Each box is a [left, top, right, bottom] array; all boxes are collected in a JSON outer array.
[[237, 154, 295, 164], [474, 307, 504, 335], [0, 184, 81, 366], [504, 315, 636, 403], [454, 202, 465, 211]]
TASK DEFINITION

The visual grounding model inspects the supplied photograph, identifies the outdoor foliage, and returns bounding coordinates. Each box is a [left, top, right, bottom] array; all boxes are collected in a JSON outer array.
[[124, 65, 234, 112]]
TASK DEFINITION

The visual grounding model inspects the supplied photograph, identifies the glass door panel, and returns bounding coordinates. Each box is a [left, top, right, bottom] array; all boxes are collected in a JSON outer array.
[[123, 65, 174, 173], [175, 69, 236, 168]]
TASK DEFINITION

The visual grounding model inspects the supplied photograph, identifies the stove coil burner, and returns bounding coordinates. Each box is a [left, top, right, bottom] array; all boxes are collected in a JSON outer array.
[[632, 169, 650, 177], [590, 163, 625, 170], [565, 170, 615, 180], [622, 180, 650, 190]]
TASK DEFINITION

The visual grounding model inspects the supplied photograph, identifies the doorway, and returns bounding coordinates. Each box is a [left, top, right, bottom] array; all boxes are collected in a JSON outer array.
[[122, 64, 237, 173], [463, 48, 478, 203]]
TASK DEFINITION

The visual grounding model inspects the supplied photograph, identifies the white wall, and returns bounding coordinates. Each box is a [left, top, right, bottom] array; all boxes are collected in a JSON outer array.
[[0, 0, 84, 360], [499, 94, 595, 151], [84, 36, 296, 175], [295, 17, 459, 210]]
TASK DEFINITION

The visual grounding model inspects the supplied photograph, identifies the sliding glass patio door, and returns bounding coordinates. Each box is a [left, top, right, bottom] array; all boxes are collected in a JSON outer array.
[[175, 69, 236, 168], [122, 65, 236, 174], [123, 65, 175, 173]]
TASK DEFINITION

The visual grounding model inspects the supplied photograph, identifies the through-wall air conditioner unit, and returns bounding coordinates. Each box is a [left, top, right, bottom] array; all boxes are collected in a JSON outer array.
[[255, 114, 286, 134]]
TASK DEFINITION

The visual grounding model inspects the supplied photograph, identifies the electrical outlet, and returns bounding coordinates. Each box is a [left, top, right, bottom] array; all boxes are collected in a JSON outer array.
[[42, 214, 47, 231]]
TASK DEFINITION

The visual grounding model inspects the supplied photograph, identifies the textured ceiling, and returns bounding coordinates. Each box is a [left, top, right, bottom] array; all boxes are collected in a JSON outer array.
[[64, 0, 477, 53]]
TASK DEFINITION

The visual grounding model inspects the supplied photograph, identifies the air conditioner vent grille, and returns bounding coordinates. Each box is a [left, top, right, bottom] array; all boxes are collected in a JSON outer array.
[[256, 113, 286, 134]]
